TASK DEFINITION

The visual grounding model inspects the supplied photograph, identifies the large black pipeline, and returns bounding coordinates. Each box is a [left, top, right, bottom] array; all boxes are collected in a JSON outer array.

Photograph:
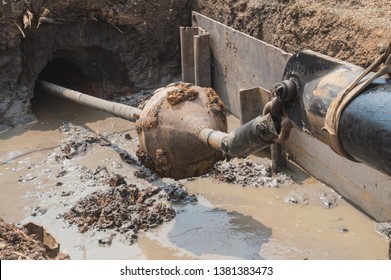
[[282, 51, 391, 177], [339, 82, 391, 176]]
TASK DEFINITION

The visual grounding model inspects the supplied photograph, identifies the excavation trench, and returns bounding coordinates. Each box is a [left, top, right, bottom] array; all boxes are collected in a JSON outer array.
[[0, 97, 389, 259], [1, 0, 391, 260], [6, 65, 390, 260]]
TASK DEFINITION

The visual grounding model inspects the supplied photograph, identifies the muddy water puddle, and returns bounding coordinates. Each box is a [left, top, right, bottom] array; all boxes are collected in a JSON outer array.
[[0, 93, 389, 259]]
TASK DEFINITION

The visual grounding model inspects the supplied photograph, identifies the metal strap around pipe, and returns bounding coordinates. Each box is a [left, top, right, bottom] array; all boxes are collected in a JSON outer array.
[[38, 80, 142, 122]]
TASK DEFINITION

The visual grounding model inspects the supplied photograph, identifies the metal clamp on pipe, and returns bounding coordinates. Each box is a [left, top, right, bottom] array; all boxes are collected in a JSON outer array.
[[261, 79, 297, 144]]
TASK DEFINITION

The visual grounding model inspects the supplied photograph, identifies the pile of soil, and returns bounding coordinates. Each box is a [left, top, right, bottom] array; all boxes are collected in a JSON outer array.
[[64, 184, 176, 244], [195, 0, 391, 68], [208, 158, 294, 187], [63, 181, 196, 244], [0, 218, 69, 260]]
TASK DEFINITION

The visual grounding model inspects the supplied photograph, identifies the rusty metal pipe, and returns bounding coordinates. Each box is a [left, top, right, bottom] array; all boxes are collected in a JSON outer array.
[[198, 113, 277, 159], [38, 80, 142, 122]]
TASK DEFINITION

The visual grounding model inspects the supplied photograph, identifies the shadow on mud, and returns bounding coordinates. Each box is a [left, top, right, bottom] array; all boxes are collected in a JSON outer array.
[[168, 202, 272, 259]]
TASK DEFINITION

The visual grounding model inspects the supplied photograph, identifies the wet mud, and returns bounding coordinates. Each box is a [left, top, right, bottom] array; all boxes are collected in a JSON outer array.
[[166, 83, 199, 105]]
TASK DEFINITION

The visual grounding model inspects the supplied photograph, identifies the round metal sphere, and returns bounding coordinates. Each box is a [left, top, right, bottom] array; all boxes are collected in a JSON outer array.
[[136, 82, 227, 179]]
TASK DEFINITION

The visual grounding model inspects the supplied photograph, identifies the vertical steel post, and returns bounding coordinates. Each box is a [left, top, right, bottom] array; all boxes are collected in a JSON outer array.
[[271, 143, 287, 173], [180, 27, 199, 84], [194, 32, 211, 87]]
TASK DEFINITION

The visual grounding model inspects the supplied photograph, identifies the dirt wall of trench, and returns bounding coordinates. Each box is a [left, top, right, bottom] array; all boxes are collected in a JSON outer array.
[[194, 0, 391, 67], [0, 0, 192, 131], [1, 0, 390, 131]]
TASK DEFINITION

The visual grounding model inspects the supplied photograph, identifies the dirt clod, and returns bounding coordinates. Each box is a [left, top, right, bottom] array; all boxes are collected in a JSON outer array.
[[160, 182, 197, 204], [166, 83, 199, 105], [46, 123, 111, 163], [284, 192, 309, 205], [209, 158, 294, 187], [317, 192, 339, 209], [64, 184, 176, 243], [205, 88, 227, 124]]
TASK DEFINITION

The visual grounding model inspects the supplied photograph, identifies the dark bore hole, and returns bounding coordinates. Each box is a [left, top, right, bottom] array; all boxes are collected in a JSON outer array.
[[32, 57, 105, 120], [35, 58, 99, 97]]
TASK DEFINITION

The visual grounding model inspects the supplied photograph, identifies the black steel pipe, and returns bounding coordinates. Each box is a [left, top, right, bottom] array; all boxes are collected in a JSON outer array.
[[282, 51, 391, 177], [339, 82, 391, 176]]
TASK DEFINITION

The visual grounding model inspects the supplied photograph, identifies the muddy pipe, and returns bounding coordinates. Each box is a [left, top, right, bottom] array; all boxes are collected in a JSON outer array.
[[39, 80, 278, 160], [39, 80, 279, 178], [38, 80, 142, 122]]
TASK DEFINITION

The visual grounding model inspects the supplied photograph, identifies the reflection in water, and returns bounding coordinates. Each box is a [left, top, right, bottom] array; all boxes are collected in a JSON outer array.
[[168, 200, 272, 259]]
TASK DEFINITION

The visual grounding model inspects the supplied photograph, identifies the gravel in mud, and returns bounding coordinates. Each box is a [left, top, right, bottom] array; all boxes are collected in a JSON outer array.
[[375, 222, 391, 259], [283, 190, 341, 208], [46, 123, 111, 163], [208, 158, 294, 188], [35, 121, 198, 246], [63, 184, 176, 244], [160, 182, 198, 204], [0, 218, 69, 260]]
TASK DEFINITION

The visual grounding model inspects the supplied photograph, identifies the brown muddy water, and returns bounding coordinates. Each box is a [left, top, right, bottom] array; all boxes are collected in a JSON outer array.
[[0, 91, 389, 260]]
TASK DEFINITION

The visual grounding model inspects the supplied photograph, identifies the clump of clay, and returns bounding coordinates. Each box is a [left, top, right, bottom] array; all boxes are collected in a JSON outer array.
[[208, 158, 294, 187], [64, 184, 176, 244], [166, 82, 199, 105], [205, 87, 226, 123]]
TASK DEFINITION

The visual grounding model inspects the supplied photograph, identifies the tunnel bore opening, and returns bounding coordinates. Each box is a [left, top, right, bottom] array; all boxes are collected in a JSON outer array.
[[31, 57, 100, 118], [34, 58, 96, 98], [31, 48, 136, 119], [37, 58, 92, 92]]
